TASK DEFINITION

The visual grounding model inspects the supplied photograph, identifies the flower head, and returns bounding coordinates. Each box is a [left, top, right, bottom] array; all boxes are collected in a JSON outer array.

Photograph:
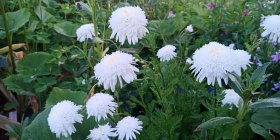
[[116, 116, 143, 140], [156, 45, 176, 61], [87, 124, 117, 140], [47, 100, 83, 138], [76, 23, 96, 42], [186, 24, 194, 33], [190, 42, 251, 87], [271, 51, 280, 62], [86, 93, 117, 121], [207, 2, 216, 10], [186, 57, 193, 64], [261, 15, 280, 44], [167, 11, 176, 18], [222, 89, 243, 109], [94, 51, 139, 92], [109, 6, 149, 45], [243, 9, 250, 16], [272, 82, 280, 91]]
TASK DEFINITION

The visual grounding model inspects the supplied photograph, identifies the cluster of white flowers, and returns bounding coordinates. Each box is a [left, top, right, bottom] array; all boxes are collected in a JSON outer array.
[[190, 42, 251, 86], [94, 51, 139, 92], [86, 93, 117, 121], [47, 100, 83, 138], [109, 6, 149, 45], [221, 89, 244, 109], [261, 15, 280, 44], [156, 45, 177, 61], [87, 116, 142, 140], [48, 98, 143, 140]]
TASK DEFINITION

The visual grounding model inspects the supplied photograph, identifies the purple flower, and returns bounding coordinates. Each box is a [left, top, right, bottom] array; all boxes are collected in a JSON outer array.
[[77, 3, 82, 10], [255, 58, 263, 67], [242, 10, 250, 16], [167, 11, 176, 18], [271, 51, 280, 62], [207, 2, 216, 10], [208, 87, 215, 95], [178, 86, 183, 94], [272, 82, 280, 91]]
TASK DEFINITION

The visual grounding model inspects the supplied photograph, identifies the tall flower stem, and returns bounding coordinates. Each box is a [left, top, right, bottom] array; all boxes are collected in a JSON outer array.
[[232, 100, 249, 140], [88, 0, 98, 37], [212, 85, 218, 139], [0, 0, 16, 73]]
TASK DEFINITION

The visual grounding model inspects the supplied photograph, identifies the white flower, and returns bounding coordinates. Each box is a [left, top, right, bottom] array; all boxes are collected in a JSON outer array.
[[94, 51, 139, 92], [186, 57, 193, 64], [228, 43, 235, 49], [47, 100, 83, 138], [82, 79, 86, 85], [87, 124, 117, 140], [109, 6, 149, 45], [116, 116, 143, 140], [222, 89, 243, 109], [260, 15, 280, 43], [156, 45, 177, 61], [86, 93, 117, 121], [76, 23, 96, 42], [186, 24, 193, 33], [190, 42, 250, 87], [234, 50, 251, 73]]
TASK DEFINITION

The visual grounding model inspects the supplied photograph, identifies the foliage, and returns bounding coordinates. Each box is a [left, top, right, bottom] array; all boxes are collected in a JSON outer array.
[[0, 0, 280, 140]]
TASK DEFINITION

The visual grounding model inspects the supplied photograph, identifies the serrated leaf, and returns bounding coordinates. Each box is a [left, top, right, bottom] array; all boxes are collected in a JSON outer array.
[[3, 75, 35, 96], [195, 117, 236, 131], [45, 87, 87, 108], [0, 8, 30, 32], [17, 52, 60, 76], [53, 21, 79, 37], [250, 97, 280, 108], [250, 123, 273, 140]]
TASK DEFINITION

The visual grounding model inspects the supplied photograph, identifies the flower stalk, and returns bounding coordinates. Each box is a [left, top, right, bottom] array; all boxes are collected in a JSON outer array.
[[0, 0, 16, 73], [88, 0, 98, 37], [232, 97, 249, 140]]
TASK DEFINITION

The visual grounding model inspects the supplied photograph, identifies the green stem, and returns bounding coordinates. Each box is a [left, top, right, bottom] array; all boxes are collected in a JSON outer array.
[[213, 85, 218, 139], [0, 0, 16, 73], [88, 0, 98, 36], [232, 101, 249, 140]]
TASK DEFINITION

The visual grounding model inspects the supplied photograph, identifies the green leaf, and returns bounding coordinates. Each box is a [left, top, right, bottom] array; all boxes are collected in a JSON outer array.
[[252, 108, 280, 135], [228, 72, 244, 95], [21, 108, 71, 140], [250, 123, 273, 140], [0, 8, 30, 32], [249, 62, 270, 90], [35, 6, 54, 23], [250, 97, 280, 108], [53, 21, 79, 37], [17, 52, 60, 76], [34, 77, 57, 93], [195, 117, 236, 131], [3, 75, 35, 96], [45, 87, 87, 108]]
